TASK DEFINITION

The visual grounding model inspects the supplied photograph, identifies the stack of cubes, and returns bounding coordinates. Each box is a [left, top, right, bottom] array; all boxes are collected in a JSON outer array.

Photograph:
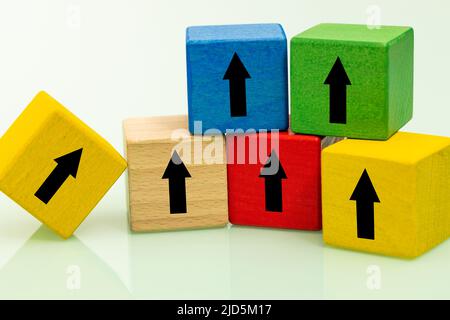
[[3, 23, 447, 258], [123, 23, 450, 259]]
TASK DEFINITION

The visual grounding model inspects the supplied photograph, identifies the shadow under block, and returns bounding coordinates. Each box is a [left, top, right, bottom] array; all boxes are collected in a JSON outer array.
[[322, 132, 450, 258], [186, 23, 288, 134], [291, 23, 414, 140], [0, 92, 127, 239], [123, 115, 228, 232], [227, 132, 341, 231]]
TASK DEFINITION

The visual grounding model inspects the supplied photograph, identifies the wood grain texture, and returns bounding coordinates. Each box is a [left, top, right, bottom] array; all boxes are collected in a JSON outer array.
[[0, 91, 127, 239], [291, 23, 414, 140], [227, 131, 339, 231], [186, 23, 288, 134], [123, 115, 228, 232], [322, 132, 450, 258]]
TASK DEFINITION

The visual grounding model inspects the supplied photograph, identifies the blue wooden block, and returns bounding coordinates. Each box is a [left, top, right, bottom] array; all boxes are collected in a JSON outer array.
[[186, 24, 289, 134]]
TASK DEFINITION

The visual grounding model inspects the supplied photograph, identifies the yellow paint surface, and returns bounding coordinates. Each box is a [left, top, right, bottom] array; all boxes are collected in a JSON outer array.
[[322, 132, 450, 258], [0, 91, 127, 238]]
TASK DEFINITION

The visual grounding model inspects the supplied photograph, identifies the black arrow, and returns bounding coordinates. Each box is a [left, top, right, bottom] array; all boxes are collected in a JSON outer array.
[[350, 169, 380, 240], [35, 148, 83, 204], [162, 151, 191, 214], [324, 57, 351, 124], [223, 52, 251, 117], [259, 151, 287, 212]]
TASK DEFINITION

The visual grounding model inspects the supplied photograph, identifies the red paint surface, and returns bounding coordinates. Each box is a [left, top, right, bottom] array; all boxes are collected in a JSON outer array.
[[226, 132, 322, 231]]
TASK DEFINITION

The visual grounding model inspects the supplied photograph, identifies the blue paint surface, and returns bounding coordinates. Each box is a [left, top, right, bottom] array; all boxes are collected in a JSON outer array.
[[186, 24, 289, 134]]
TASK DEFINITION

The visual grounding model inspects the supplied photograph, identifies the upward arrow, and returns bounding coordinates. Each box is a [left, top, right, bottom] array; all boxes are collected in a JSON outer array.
[[324, 57, 351, 124], [223, 53, 251, 117], [259, 151, 287, 212], [350, 169, 380, 240], [162, 151, 191, 214], [35, 148, 83, 204]]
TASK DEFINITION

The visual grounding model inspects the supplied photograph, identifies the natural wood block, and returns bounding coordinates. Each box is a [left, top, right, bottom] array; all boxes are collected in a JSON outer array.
[[291, 23, 414, 140], [123, 115, 228, 232], [322, 132, 450, 258], [186, 23, 288, 134], [0, 91, 127, 239]]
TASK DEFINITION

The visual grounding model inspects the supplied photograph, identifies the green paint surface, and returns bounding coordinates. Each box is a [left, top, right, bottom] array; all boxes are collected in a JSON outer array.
[[291, 23, 414, 140]]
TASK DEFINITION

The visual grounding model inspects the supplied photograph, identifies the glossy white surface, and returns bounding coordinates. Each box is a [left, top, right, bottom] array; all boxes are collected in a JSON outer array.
[[0, 183, 449, 299]]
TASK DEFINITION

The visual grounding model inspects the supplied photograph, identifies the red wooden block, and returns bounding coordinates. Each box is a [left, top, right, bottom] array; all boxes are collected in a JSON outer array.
[[226, 131, 323, 231]]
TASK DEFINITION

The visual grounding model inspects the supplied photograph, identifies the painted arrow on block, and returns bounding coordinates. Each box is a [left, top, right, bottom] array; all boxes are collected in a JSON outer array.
[[35, 148, 83, 204], [259, 151, 287, 213], [350, 169, 380, 240], [223, 52, 251, 117], [324, 57, 352, 124], [162, 151, 192, 214]]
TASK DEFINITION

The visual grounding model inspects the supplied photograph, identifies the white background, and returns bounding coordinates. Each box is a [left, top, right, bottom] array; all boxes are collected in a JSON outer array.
[[0, 0, 449, 299]]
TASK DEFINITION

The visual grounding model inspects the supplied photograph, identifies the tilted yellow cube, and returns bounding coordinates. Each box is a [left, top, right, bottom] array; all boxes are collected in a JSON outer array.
[[322, 132, 450, 258], [0, 91, 127, 238]]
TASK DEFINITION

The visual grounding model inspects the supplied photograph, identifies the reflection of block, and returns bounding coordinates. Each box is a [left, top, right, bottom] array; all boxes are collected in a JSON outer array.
[[322, 132, 450, 258], [227, 132, 340, 231], [323, 241, 450, 299], [123, 115, 228, 232], [230, 226, 323, 299], [291, 23, 414, 140], [186, 24, 289, 133], [0, 226, 130, 299], [0, 92, 127, 239], [129, 228, 230, 299]]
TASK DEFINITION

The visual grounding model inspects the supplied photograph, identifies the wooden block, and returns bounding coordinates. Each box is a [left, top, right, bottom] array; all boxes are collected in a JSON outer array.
[[227, 131, 341, 231], [0, 91, 127, 239], [123, 115, 228, 232], [186, 23, 288, 134], [322, 132, 450, 258], [291, 23, 414, 140]]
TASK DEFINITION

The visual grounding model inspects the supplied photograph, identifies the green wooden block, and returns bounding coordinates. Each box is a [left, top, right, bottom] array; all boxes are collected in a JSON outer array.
[[291, 23, 414, 140]]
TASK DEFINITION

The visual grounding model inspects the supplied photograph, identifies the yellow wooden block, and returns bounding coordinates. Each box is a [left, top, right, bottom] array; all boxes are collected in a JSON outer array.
[[123, 115, 228, 232], [322, 132, 450, 258], [0, 91, 127, 239]]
